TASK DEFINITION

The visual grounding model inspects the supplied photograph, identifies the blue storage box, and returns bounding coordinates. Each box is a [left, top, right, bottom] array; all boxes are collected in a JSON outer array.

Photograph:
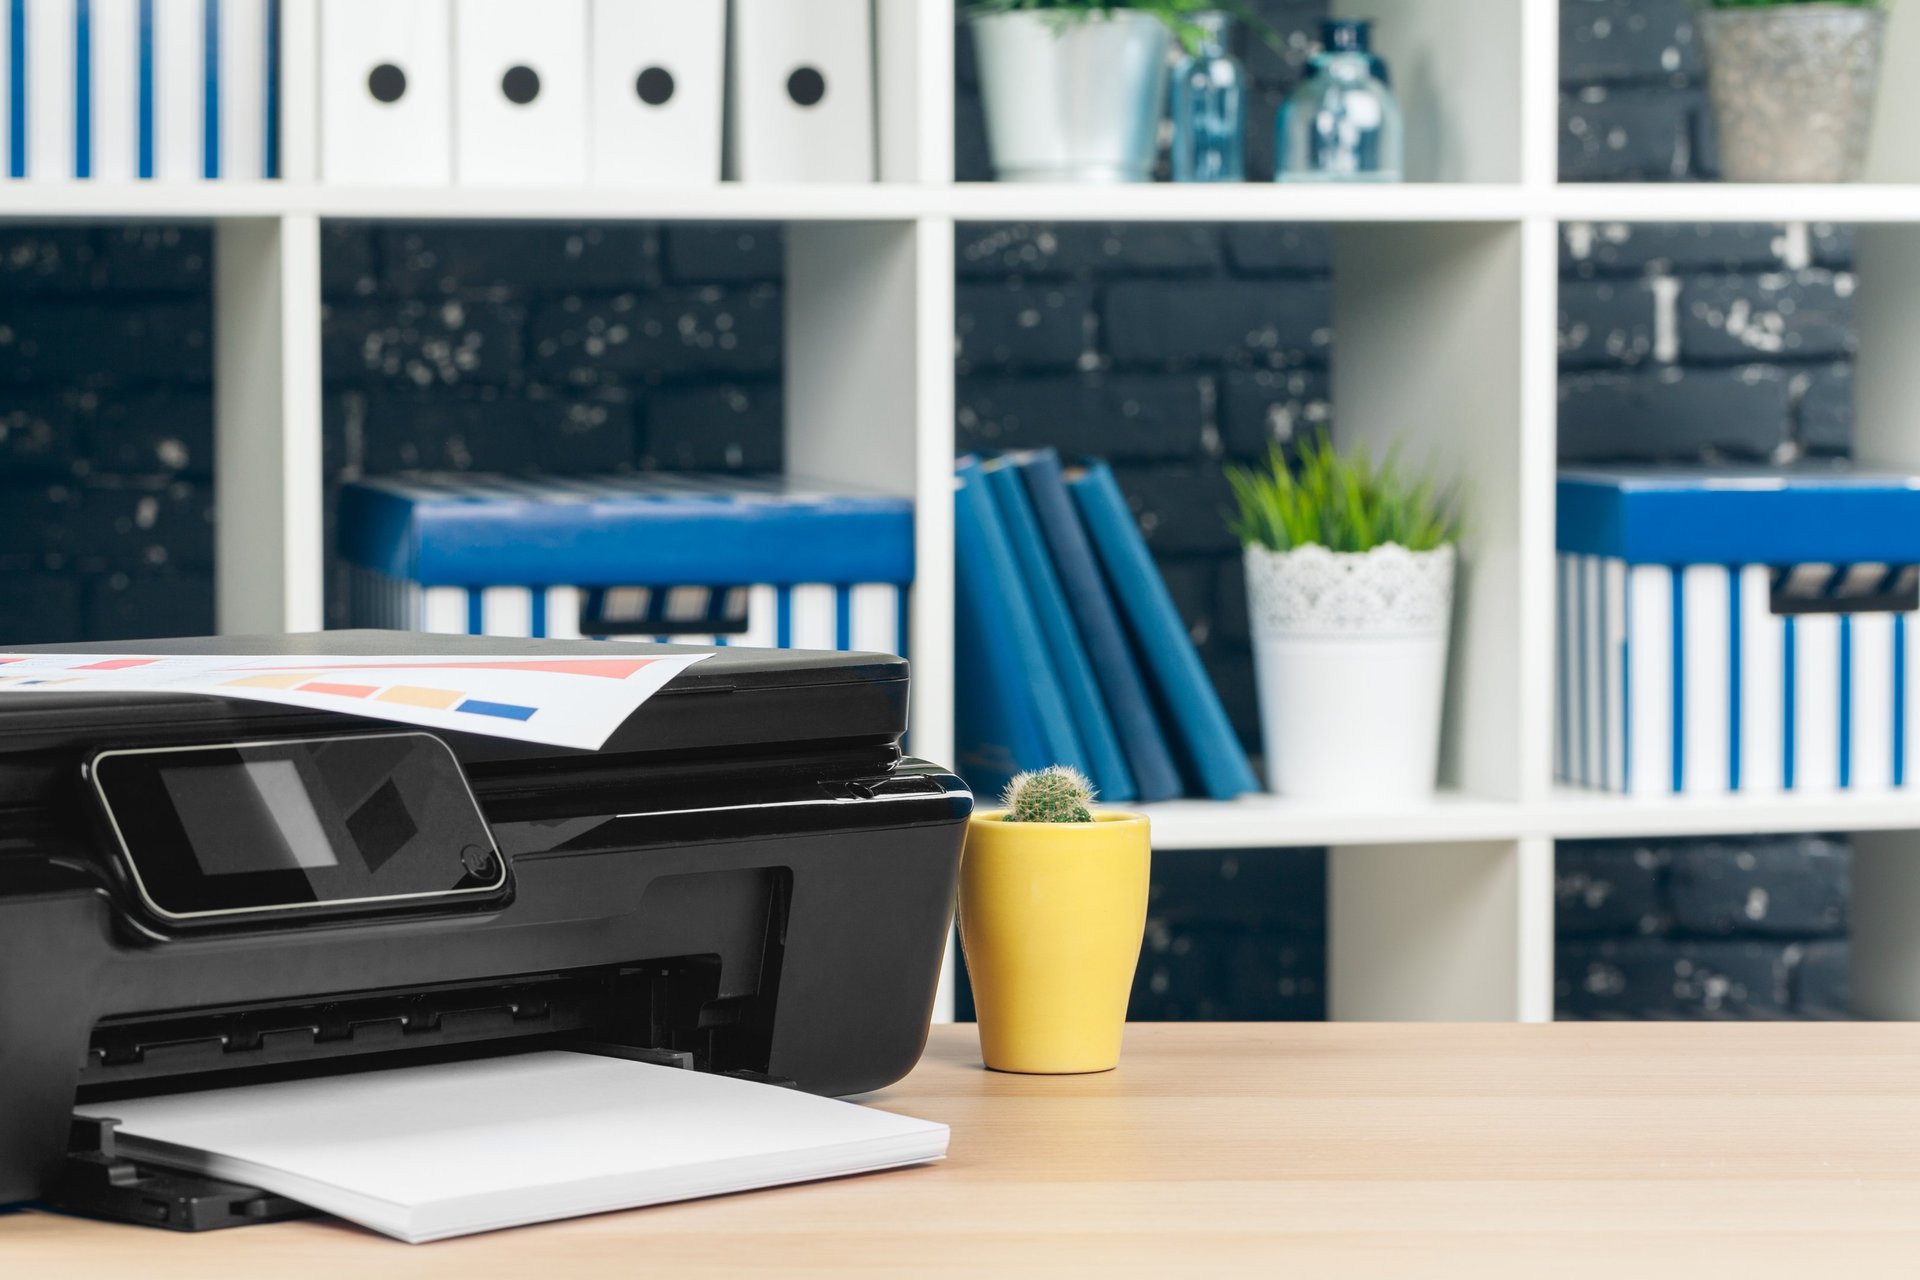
[[1557, 466, 1920, 795], [339, 474, 914, 652]]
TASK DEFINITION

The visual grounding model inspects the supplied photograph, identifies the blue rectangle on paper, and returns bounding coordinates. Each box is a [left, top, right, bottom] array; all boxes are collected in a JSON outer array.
[[455, 699, 537, 722]]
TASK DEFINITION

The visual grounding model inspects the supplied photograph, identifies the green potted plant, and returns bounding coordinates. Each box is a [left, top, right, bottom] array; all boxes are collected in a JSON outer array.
[[1226, 434, 1460, 802], [1694, 0, 1890, 182], [965, 2, 1230, 182], [956, 766, 1150, 1074]]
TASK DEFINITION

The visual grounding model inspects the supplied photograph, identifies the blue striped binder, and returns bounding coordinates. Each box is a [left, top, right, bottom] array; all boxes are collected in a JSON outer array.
[[1558, 466, 1920, 795], [3, 0, 277, 180], [338, 473, 913, 653]]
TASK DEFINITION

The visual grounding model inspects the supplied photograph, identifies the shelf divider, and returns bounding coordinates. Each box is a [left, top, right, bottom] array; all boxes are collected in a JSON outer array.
[[1839, 222, 1920, 1017], [785, 217, 955, 778], [213, 214, 324, 634]]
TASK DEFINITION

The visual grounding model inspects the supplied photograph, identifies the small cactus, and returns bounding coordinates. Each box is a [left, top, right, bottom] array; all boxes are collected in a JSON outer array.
[[1002, 765, 1096, 823]]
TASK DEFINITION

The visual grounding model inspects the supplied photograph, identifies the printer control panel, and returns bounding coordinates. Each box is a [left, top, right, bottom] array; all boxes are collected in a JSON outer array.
[[86, 731, 508, 928]]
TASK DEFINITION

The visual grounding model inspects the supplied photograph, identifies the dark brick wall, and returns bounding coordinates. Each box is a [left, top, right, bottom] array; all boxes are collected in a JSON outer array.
[[1561, 0, 1717, 181], [1557, 835, 1851, 1017], [326, 222, 785, 486], [1559, 221, 1855, 465], [0, 227, 216, 642], [0, 221, 787, 644]]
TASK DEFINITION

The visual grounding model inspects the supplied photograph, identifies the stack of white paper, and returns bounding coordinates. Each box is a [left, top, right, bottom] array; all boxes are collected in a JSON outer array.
[[76, 1051, 949, 1243]]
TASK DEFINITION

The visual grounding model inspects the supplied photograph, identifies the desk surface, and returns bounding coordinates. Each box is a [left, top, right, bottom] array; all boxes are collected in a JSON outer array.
[[8, 1022, 1920, 1277]]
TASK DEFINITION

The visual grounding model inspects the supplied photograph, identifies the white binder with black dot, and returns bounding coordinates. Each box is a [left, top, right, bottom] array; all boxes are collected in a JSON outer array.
[[320, 0, 452, 185], [589, 0, 724, 186], [452, 0, 587, 186], [728, 0, 873, 184]]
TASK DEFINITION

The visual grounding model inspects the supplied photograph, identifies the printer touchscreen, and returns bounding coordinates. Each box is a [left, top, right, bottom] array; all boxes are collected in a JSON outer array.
[[89, 732, 506, 923]]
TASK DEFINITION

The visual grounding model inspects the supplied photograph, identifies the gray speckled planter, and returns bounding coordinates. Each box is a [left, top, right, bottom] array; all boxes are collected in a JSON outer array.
[[1700, 6, 1886, 183]]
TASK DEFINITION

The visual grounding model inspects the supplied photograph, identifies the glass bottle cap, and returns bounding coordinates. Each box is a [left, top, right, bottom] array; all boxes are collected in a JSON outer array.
[[1322, 19, 1373, 52]]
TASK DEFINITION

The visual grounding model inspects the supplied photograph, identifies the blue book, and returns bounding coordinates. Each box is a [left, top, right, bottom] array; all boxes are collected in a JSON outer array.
[[1068, 460, 1260, 800], [1014, 450, 1182, 803], [983, 457, 1137, 803], [953, 457, 1092, 800]]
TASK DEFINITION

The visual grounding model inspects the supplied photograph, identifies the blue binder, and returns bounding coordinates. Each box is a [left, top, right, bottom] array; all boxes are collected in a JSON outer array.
[[954, 456, 1091, 800], [339, 473, 913, 587], [1069, 460, 1259, 800], [1015, 450, 1182, 803], [983, 456, 1136, 802]]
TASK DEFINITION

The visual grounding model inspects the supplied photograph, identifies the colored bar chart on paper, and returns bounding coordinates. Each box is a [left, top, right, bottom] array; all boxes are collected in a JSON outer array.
[[0, 652, 712, 749]]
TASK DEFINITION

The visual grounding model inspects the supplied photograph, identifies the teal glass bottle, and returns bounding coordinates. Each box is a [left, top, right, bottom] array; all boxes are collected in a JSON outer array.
[[1170, 12, 1247, 183], [1275, 19, 1404, 183]]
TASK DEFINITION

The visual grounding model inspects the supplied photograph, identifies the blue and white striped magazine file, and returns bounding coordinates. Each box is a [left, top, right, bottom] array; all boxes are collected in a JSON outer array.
[[3, 0, 278, 181], [1557, 466, 1920, 795], [338, 473, 914, 654]]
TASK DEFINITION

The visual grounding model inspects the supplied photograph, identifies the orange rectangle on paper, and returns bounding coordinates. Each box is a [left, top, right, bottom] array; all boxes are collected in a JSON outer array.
[[74, 658, 161, 671], [376, 685, 462, 710], [298, 682, 380, 699], [223, 673, 315, 690]]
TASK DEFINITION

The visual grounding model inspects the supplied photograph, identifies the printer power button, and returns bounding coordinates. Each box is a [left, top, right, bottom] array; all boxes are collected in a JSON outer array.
[[460, 845, 498, 878]]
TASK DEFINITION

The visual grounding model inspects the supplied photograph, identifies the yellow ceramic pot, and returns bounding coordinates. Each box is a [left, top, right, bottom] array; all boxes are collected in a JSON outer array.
[[958, 809, 1151, 1074]]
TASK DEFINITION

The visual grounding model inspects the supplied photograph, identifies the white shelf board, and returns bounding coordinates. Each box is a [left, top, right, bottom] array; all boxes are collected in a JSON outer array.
[[1135, 789, 1524, 850], [10, 179, 1920, 227], [1545, 785, 1920, 841], [1135, 785, 1920, 851], [946, 182, 1535, 224], [0, 182, 939, 223], [1552, 182, 1920, 225], [0, 180, 1535, 225]]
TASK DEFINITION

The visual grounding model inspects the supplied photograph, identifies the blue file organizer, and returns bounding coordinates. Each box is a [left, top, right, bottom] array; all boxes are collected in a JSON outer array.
[[1557, 466, 1920, 795], [338, 474, 914, 653]]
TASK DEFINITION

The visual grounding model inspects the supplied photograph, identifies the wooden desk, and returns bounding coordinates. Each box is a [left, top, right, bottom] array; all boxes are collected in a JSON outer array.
[[7, 1022, 1920, 1277]]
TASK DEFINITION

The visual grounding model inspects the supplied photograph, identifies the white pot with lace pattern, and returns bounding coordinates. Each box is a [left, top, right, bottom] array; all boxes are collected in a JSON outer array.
[[1244, 541, 1455, 802]]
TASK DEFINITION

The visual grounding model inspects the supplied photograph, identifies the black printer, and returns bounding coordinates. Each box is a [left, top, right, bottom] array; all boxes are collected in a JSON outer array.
[[0, 632, 971, 1227]]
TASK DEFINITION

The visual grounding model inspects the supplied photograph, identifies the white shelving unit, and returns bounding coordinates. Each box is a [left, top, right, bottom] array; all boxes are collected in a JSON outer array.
[[12, 0, 1920, 1022]]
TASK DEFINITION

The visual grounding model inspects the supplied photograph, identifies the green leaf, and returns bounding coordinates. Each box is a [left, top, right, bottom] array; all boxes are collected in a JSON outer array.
[[1222, 430, 1461, 554]]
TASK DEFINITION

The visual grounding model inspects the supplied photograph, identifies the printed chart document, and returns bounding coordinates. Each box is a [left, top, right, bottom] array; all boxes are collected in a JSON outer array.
[[0, 652, 711, 750], [76, 1051, 949, 1243]]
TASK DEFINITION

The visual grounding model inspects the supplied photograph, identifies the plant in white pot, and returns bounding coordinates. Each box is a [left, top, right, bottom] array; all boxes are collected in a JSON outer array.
[[965, 1, 1228, 182], [1695, 0, 1890, 182], [1226, 435, 1460, 803]]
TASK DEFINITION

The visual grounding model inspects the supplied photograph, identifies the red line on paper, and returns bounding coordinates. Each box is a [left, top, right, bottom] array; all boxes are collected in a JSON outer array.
[[222, 658, 664, 681]]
